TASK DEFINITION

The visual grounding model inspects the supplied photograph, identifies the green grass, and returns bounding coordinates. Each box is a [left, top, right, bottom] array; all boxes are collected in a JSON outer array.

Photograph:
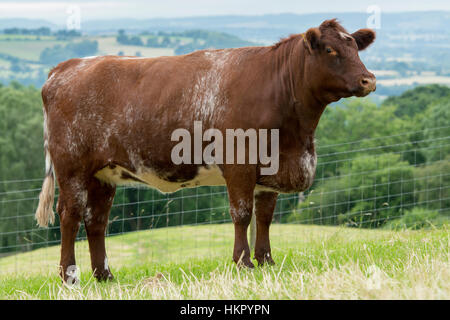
[[0, 224, 448, 299]]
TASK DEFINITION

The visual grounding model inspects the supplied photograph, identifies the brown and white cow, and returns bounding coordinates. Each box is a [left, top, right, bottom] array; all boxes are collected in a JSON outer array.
[[35, 19, 376, 282]]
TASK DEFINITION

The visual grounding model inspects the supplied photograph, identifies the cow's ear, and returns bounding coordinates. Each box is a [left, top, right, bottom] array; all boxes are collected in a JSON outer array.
[[351, 29, 376, 51], [305, 27, 321, 52]]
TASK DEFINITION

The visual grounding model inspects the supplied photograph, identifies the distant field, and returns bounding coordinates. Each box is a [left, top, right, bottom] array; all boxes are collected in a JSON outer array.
[[378, 75, 450, 86], [0, 39, 65, 61], [371, 70, 399, 77], [94, 36, 174, 57], [0, 36, 175, 85], [0, 224, 448, 299], [0, 58, 11, 68], [0, 36, 174, 65]]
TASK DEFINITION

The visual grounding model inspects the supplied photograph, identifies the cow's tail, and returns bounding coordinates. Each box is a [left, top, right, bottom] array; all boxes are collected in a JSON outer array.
[[35, 111, 55, 227]]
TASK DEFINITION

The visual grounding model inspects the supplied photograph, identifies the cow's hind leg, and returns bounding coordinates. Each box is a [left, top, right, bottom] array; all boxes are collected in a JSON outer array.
[[254, 191, 278, 266], [56, 179, 86, 284], [84, 178, 116, 281]]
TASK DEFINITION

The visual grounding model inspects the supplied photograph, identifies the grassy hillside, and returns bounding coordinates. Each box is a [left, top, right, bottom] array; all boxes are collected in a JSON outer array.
[[0, 224, 448, 299]]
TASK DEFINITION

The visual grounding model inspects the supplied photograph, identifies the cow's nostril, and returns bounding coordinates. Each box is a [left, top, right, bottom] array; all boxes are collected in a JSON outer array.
[[354, 77, 376, 95]]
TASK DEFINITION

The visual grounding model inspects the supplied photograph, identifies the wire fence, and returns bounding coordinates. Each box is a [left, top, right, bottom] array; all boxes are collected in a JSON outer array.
[[0, 126, 449, 275]]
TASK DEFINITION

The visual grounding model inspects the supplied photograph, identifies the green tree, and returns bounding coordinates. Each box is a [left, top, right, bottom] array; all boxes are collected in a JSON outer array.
[[287, 154, 415, 228], [421, 97, 450, 162], [0, 83, 50, 252], [414, 156, 450, 212], [382, 84, 450, 118], [39, 40, 98, 65], [315, 98, 410, 179]]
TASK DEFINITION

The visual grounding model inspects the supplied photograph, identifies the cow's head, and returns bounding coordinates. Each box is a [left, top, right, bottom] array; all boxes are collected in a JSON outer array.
[[303, 19, 376, 102]]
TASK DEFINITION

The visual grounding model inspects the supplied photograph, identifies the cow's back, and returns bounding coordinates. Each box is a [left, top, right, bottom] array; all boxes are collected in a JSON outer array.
[[41, 52, 241, 191]]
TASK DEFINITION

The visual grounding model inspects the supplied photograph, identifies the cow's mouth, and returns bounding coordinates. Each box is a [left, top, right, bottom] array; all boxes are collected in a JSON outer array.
[[350, 84, 377, 97], [351, 76, 377, 97]]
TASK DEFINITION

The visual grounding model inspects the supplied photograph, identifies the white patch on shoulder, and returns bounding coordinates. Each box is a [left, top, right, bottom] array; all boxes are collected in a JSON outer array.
[[192, 50, 231, 123], [255, 150, 317, 194], [299, 151, 317, 189]]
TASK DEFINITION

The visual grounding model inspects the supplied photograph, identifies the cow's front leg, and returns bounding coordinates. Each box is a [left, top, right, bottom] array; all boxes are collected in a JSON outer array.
[[224, 166, 256, 268], [254, 191, 278, 266]]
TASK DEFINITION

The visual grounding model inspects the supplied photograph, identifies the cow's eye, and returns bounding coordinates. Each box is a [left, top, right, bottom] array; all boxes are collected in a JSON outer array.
[[326, 47, 333, 54]]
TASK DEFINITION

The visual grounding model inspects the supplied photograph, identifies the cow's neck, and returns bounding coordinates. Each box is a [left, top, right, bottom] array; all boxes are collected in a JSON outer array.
[[272, 37, 327, 144]]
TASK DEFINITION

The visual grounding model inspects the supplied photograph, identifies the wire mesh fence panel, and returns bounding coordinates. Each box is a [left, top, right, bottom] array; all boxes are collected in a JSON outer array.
[[0, 126, 448, 275]]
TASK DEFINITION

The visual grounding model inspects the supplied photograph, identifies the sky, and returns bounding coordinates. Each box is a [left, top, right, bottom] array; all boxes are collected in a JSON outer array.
[[0, 0, 449, 24]]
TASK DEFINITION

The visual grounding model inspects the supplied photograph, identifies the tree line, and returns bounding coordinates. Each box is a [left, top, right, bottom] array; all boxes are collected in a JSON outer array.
[[1, 27, 81, 39], [116, 29, 255, 55]]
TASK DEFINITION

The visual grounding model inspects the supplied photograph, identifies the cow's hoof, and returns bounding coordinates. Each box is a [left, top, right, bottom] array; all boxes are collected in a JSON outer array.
[[256, 256, 275, 267], [235, 259, 255, 269], [95, 270, 114, 282], [255, 252, 275, 266]]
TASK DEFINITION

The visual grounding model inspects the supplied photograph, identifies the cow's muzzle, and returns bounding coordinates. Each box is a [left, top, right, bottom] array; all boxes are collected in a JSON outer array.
[[352, 75, 376, 97]]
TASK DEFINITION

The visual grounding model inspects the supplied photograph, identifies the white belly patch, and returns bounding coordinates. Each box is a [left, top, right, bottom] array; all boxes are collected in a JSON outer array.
[[94, 165, 226, 193]]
